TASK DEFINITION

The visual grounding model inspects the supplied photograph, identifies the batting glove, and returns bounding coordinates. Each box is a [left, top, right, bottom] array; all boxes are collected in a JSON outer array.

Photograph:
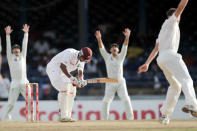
[[80, 80, 87, 88], [78, 77, 87, 88], [70, 76, 79, 86]]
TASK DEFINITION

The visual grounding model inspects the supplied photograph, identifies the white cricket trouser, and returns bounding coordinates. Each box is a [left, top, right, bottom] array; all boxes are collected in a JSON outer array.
[[157, 50, 197, 116], [46, 65, 76, 119], [102, 78, 134, 120], [4, 80, 30, 120]]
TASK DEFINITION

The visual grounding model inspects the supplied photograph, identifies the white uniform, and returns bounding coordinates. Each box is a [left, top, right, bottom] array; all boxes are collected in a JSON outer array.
[[46, 48, 85, 119], [0, 77, 10, 100], [156, 14, 197, 116], [4, 33, 31, 120], [99, 45, 134, 120]]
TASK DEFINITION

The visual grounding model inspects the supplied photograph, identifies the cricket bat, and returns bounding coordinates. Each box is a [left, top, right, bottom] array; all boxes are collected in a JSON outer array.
[[85, 78, 118, 83]]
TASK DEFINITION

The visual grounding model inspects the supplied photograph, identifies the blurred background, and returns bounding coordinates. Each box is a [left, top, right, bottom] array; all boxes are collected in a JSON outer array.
[[0, 0, 197, 101]]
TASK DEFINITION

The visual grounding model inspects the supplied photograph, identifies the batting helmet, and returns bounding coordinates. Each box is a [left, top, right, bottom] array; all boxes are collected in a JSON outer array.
[[79, 47, 92, 62]]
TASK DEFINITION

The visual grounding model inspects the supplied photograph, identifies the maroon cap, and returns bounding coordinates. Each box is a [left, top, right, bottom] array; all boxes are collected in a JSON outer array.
[[81, 47, 92, 62]]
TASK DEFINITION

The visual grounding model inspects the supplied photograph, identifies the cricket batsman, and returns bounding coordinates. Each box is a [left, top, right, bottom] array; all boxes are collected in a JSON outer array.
[[4, 24, 31, 120], [46, 47, 92, 122], [95, 28, 134, 120], [138, 0, 197, 124]]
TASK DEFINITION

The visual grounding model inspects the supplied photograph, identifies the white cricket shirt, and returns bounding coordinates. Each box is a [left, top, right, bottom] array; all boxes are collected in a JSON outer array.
[[99, 45, 128, 79], [157, 14, 180, 53], [6, 34, 29, 82], [47, 48, 85, 73]]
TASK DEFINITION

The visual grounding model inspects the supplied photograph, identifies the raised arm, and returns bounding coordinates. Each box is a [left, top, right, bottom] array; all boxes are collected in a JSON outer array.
[[138, 43, 159, 74], [95, 30, 109, 60], [5, 26, 13, 59], [119, 28, 130, 59], [175, 0, 188, 18], [21, 24, 29, 58], [95, 30, 104, 48]]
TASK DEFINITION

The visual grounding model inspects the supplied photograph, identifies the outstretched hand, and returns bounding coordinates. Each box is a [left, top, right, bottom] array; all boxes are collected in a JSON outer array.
[[5, 26, 13, 35], [138, 64, 149, 74], [22, 24, 30, 33], [95, 30, 102, 39], [123, 28, 131, 38]]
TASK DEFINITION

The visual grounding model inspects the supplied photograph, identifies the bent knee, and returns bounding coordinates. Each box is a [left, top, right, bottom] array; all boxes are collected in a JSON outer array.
[[169, 86, 181, 94]]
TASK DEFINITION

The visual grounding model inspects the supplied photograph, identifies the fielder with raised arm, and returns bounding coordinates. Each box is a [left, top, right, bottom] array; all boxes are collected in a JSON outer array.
[[46, 47, 92, 122], [95, 28, 134, 120], [138, 0, 197, 124], [4, 24, 31, 120]]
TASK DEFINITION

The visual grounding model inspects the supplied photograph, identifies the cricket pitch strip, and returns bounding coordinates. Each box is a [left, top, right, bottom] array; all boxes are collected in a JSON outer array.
[[0, 120, 197, 131]]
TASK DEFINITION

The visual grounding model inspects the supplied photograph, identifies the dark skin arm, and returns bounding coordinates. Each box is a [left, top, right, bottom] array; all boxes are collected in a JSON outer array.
[[78, 69, 85, 88], [60, 63, 72, 78], [78, 70, 83, 79]]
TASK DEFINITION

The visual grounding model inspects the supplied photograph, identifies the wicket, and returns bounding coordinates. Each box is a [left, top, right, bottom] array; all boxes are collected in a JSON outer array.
[[25, 83, 39, 121]]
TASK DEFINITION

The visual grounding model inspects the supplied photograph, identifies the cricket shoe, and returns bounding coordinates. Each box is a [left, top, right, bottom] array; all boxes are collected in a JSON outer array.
[[67, 118, 77, 122], [59, 118, 76, 122], [128, 115, 134, 120], [160, 115, 170, 125], [182, 105, 197, 117], [4, 114, 12, 121]]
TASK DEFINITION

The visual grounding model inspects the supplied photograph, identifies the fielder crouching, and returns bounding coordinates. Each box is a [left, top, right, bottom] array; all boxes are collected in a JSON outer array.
[[46, 47, 92, 122]]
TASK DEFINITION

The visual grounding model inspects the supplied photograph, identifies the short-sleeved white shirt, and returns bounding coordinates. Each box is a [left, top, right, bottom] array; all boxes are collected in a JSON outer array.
[[156, 14, 180, 53], [47, 48, 85, 73]]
